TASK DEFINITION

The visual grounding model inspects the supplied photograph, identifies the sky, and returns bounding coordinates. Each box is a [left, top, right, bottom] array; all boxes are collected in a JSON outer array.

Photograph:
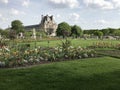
[[0, 0, 120, 29]]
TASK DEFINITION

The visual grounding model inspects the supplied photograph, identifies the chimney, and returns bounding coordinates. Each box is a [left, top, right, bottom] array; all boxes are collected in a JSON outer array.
[[41, 15, 44, 20], [51, 15, 53, 21]]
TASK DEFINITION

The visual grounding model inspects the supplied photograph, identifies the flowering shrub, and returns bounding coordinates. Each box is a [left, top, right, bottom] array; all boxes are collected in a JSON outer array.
[[89, 42, 120, 50], [0, 39, 96, 68], [90, 42, 115, 48]]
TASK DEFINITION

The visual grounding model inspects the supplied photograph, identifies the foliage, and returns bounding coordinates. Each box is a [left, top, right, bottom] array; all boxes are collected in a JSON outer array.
[[0, 39, 96, 68], [24, 30, 47, 38], [90, 42, 115, 49], [9, 30, 17, 40], [11, 20, 24, 34], [101, 28, 110, 35], [36, 31, 47, 38], [94, 30, 103, 39], [0, 29, 9, 38], [24, 31, 33, 37], [71, 25, 83, 38], [56, 22, 71, 38], [116, 44, 120, 50], [114, 30, 120, 36], [84, 28, 119, 36]]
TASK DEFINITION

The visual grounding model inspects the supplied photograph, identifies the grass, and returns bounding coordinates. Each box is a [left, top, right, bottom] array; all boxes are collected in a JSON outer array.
[[0, 57, 120, 90], [96, 50, 120, 58], [15, 39, 120, 48]]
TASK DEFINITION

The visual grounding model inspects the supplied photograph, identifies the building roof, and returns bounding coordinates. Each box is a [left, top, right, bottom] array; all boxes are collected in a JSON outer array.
[[24, 24, 40, 28]]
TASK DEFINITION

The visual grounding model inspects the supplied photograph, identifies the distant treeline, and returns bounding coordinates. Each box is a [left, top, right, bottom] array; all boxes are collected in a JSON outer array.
[[84, 28, 120, 36], [0, 27, 120, 39]]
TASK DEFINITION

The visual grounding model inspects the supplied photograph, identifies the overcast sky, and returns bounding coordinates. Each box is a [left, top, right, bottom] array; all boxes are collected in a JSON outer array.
[[0, 0, 120, 29]]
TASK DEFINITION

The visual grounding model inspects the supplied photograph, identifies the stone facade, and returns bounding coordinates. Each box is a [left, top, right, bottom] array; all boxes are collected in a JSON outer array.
[[24, 15, 57, 36]]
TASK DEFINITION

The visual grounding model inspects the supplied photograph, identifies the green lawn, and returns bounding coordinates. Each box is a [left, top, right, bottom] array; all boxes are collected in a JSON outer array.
[[19, 39, 120, 48], [0, 57, 120, 90]]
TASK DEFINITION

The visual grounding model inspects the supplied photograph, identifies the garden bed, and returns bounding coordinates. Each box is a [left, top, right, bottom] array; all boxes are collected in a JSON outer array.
[[0, 39, 97, 68], [0, 39, 119, 68]]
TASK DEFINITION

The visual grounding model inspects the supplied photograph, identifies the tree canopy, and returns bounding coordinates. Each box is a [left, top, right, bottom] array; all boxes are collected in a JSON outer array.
[[11, 20, 24, 34], [94, 30, 103, 39], [71, 25, 82, 38], [83, 28, 119, 36], [114, 29, 120, 36], [56, 22, 71, 38]]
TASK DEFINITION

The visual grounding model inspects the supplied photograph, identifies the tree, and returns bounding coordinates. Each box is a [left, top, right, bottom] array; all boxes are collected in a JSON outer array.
[[11, 20, 24, 34], [56, 22, 71, 38], [108, 28, 115, 35], [71, 25, 82, 38], [114, 30, 120, 36], [94, 31, 103, 39], [83, 29, 98, 35], [101, 28, 110, 36]]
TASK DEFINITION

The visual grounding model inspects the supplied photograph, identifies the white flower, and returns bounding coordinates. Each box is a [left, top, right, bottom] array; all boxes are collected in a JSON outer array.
[[4, 47, 10, 52], [65, 55, 68, 58], [39, 57, 44, 60], [23, 60, 28, 63], [29, 58, 33, 62], [83, 53, 88, 58], [35, 48, 37, 51], [78, 46, 83, 50], [35, 59, 40, 62], [91, 54, 94, 57], [0, 61, 5, 67], [78, 46, 81, 48], [54, 47, 59, 50], [78, 56, 82, 59], [70, 46, 74, 48]]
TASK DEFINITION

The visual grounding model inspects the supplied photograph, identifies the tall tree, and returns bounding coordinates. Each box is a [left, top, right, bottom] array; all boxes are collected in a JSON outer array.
[[71, 25, 82, 38], [94, 30, 103, 39], [11, 20, 24, 34], [56, 22, 71, 38], [101, 28, 110, 36]]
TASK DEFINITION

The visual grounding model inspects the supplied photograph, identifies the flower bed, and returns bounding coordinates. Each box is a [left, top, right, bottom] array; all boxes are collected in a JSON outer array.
[[89, 42, 120, 50], [0, 39, 96, 68]]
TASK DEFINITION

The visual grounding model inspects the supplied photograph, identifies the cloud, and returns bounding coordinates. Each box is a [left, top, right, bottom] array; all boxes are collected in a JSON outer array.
[[54, 14, 62, 20], [0, 13, 2, 17], [83, 0, 120, 10], [11, 8, 19, 15], [112, 0, 120, 9], [11, 8, 26, 16], [83, 0, 114, 10], [70, 13, 80, 21], [0, 0, 9, 4], [56, 14, 61, 18], [48, 0, 79, 8], [0, 13, 7, 22], [96, 19, 108, 24], [22, 0, 30, 7]]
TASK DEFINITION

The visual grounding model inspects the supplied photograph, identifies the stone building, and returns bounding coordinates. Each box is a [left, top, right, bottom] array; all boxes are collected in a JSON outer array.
[[24, 15, 57, 36]]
